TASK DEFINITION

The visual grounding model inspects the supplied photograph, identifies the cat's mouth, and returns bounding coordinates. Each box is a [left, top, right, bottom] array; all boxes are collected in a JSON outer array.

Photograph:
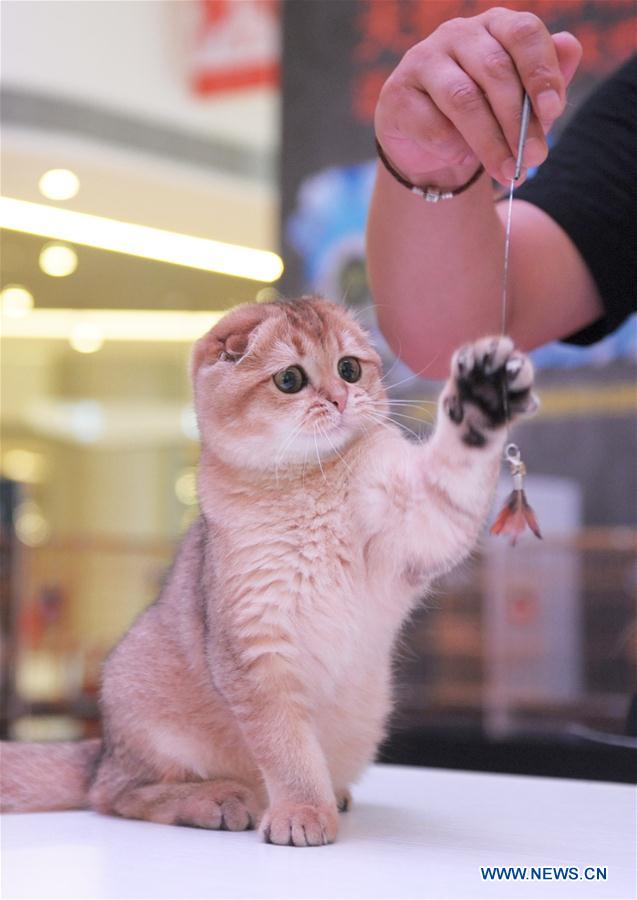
[[304, 409, 342, 432]]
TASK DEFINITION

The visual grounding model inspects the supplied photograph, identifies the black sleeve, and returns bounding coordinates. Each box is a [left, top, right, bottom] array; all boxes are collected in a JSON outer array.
[[515, 54, 637, 345]]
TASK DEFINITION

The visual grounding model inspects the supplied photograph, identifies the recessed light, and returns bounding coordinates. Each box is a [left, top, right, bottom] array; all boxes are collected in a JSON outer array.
[[0, 284, 34, 318], [174, 468, 198, 506], [15, 500, 51, 547], [39, 243, 78, 277], [38, 169, 80, 201], [70, 322, 104, 354], [256, 286, 280, 303]]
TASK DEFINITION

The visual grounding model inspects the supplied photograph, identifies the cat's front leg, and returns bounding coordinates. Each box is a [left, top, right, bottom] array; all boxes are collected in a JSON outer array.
[[378, 336, 537, 579], [210, 635, 338, 847], [422, 335, 537, 567]]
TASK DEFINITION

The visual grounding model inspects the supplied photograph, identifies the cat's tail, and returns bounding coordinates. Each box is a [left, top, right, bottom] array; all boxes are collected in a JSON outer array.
[[0, 739, 102, 812]]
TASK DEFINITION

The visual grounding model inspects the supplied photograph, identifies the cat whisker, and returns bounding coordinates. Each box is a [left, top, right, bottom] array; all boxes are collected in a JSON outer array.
[[274, 421, 305, 483], [364, 410, 421, 442], [234, 346, 257, 367], [317, 424, 353, 476], [382, 351, 443, 391], [274, 421, 303, 465], [378, 338, 404, 385], [362, 411, 394, 432], [383, 399, 438, 408], [313, 426, 327, 483], [379, 360, 401, 387], [386, 411, 434, 428], [339, 283, 352, 308], [376, 410, 435, 425], [353, 408, 375, 442], [389, 423, 422, 441], [301, 441, 309, 491], [349, 300, 396, 319], [367, 399, 436, 422], [368, 401, 435, 423]]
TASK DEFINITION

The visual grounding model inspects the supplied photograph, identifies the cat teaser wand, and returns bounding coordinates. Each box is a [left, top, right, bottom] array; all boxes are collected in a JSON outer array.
[[490, 93, 542, 546]]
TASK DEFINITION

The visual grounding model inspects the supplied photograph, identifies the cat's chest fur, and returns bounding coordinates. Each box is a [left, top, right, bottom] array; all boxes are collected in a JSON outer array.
[[213, 473, 363, 606], [200, 461, 397, 690]]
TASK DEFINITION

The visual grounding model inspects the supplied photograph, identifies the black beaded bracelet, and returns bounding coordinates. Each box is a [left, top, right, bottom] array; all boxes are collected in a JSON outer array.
[[375, 138, 484, 202]]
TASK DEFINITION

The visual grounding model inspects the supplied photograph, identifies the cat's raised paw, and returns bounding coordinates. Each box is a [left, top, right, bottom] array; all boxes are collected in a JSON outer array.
[[445, 336, 537, 446], [260, 801, 338, 847]]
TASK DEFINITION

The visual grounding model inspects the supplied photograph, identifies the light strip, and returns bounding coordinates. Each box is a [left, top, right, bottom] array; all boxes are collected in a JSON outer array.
[[1, 308, 223, 342], [0, 197, 284, 283]]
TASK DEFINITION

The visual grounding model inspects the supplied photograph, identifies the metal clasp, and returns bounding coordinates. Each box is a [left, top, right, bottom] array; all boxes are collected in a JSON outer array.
[[504, 442, 526, 489]]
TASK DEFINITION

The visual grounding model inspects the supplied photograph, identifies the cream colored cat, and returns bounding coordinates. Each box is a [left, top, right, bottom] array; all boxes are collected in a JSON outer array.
[[0, 297, 536, 846]]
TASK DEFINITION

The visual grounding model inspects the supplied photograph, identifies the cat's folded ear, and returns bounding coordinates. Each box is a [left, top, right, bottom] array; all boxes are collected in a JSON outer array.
[[191, 304, 272, 377]]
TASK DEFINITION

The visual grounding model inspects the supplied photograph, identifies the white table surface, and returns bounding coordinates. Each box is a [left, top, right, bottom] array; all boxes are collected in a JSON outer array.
[[1, 764, 635, 900]]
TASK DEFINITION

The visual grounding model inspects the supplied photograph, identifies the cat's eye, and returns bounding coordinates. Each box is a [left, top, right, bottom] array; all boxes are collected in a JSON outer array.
[[338, 356, 362, 383], [273, 365, 308, 394]]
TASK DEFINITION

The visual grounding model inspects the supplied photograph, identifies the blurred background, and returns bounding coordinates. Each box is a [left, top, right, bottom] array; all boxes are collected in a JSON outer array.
[[1, 0, 635, 782]]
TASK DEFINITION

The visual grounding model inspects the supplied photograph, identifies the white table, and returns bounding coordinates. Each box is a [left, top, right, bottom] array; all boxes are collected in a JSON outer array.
[[1, 764, 635, 899]]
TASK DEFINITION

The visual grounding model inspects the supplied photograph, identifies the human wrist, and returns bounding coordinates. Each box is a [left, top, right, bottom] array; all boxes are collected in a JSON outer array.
[[375, 139, 484, 201]]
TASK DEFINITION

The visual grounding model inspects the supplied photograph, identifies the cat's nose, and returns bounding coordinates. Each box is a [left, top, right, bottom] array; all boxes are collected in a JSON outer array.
[[323, 383, 348, 412]]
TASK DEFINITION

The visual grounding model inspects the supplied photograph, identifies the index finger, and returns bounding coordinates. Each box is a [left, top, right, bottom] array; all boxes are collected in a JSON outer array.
[[485, 9, 566, 128]]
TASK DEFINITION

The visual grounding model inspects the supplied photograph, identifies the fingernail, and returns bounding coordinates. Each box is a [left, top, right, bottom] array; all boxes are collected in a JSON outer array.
[[524, 136, 546, 165], [536, 89, 562, 123], [501, 158, 516, 181]]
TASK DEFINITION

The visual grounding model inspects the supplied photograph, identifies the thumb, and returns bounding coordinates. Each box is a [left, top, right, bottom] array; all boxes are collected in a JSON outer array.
[[552, 31, 583, 88]]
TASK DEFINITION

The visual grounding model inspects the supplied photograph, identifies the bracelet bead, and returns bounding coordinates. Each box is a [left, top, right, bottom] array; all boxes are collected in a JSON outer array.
[[376, 138, 485, 200]]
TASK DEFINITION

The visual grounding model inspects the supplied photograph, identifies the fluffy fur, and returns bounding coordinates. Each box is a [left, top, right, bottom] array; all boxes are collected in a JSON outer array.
[[0, 298, 536, 846]]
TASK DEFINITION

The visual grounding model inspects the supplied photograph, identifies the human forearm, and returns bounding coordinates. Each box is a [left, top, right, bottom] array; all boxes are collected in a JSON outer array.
[[367, 168, 603, 377], [367, 162, 505, 377]]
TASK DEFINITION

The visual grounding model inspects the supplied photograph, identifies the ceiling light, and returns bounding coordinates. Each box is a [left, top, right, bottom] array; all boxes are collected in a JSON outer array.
[[174, 468, 198, 506], [24, 400, 105, 445], [39, 242, 78, 277], [69, 322, 104, 353], [1, 449, 47, 484], [1, 308, 222, 342], [1, 197, 284, 283], [38, 168, 80, 201], [0, 284, 34, 318], [256, 286, 280, 302], [180, 406, 199, 441], [69, 400, 105, 442], [15, 500, 51, 547]]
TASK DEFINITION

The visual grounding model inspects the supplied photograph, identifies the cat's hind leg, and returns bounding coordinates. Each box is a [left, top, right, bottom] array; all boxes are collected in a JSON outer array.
[[89, 752, 260, 830], [110, 779, 259, 830]]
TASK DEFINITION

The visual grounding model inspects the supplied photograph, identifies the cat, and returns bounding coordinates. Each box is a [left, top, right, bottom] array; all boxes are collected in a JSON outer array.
[[0, 297, 536, 846]]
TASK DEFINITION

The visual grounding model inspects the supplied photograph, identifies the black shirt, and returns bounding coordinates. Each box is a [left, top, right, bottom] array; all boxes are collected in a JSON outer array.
[[516, 54, 637, 345]]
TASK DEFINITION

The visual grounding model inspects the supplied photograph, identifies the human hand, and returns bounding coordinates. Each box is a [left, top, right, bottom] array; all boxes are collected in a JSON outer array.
[[375, 7, 582, 188]]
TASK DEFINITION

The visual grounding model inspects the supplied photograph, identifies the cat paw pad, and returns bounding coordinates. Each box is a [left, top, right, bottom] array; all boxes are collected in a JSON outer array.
[[445, 336, 537, 445]]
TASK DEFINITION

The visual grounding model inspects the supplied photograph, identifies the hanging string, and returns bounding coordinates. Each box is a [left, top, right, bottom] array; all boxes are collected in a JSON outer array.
[[490, 93, 542, 545], [501, 92, 531, 335], [500, 178, 516, 335]]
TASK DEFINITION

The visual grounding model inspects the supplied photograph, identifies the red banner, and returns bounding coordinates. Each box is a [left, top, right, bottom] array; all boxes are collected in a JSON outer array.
[[191, 0, 280, 95]]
